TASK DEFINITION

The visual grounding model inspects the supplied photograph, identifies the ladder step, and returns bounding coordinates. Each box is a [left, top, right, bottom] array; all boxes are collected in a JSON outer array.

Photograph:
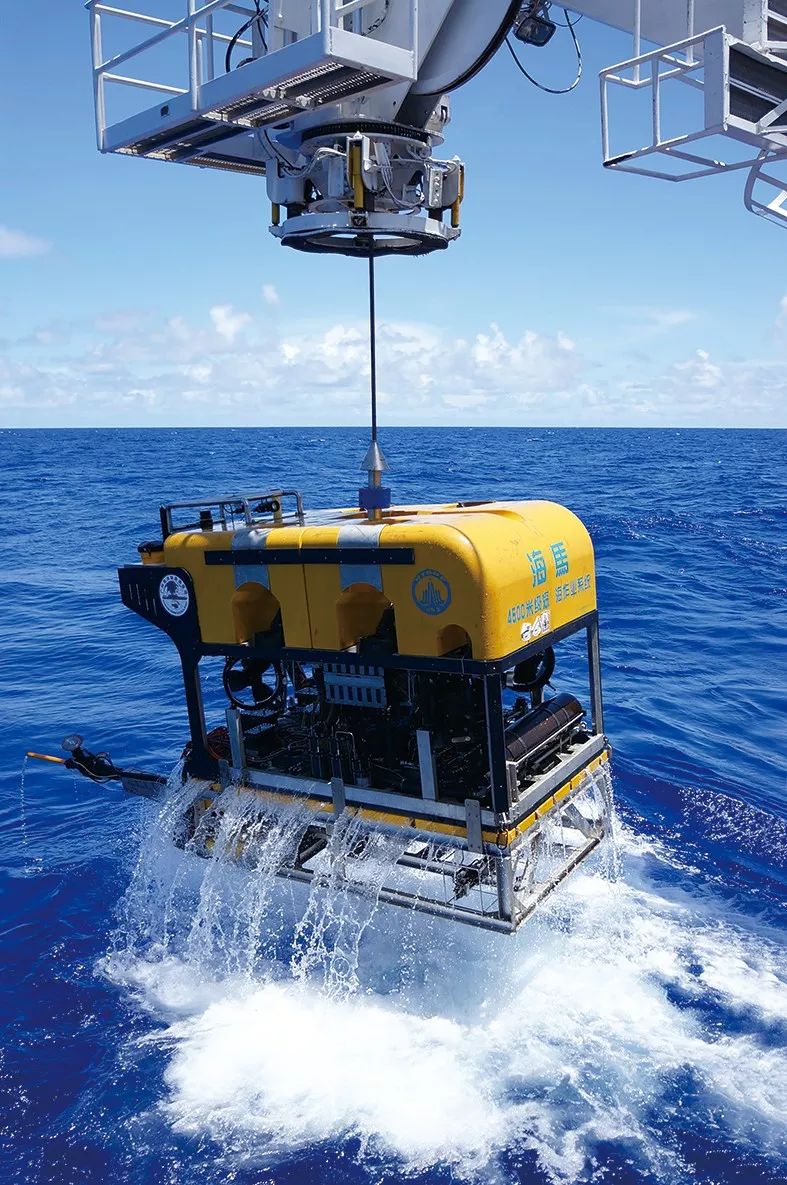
[[768, 0, 787, 52], [184, 155, 266, 176], [729, 46, 787, 124], [129, 118, 244, 159]]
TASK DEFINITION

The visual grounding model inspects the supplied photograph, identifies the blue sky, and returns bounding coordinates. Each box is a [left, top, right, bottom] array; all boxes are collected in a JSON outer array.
[[1, 5, 785, 428]]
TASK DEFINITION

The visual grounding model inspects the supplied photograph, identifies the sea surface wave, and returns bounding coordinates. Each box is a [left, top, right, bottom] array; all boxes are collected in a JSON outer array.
[[1, 427, 785, 1185]]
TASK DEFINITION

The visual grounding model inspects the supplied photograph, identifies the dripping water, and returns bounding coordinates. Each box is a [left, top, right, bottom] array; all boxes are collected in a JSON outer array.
[[18, 755, 30, 873]]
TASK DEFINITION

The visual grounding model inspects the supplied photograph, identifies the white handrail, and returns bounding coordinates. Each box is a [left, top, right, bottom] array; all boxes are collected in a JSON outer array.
[[88, 0, 419, 148], [94, 5, 173, 28], [335, 0, 377, 17], [103, 73, 189, 94]]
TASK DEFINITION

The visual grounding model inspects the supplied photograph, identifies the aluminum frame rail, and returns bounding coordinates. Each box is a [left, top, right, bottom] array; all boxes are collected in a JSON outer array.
[[197, 756, 612, 934], [765, 1, 787, 59], [601, 26, 787, 181], [744, 146, 787, 224], [87, 1, 418, 169]]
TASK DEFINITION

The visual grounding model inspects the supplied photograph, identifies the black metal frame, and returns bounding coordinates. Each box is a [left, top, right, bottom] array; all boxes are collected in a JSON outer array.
[[118, 561, 605, 798], [205, 546, 415, 567]]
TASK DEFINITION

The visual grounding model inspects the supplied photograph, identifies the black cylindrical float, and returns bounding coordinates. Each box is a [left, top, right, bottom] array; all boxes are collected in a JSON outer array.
[[505, 692, 583, 766]]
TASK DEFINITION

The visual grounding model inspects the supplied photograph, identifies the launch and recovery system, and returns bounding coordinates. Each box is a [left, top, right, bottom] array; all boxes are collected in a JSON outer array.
[[84, 0, 787, 246], [32, 1, 787, 930]]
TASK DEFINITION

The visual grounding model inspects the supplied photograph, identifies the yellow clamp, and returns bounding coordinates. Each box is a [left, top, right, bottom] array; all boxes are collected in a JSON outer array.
[[349, 140, 365, 210], [451, 164, 465, 229]]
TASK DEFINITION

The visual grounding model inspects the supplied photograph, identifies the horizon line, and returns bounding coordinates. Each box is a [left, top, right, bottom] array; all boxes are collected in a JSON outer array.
[[2, 423, 785, 432]]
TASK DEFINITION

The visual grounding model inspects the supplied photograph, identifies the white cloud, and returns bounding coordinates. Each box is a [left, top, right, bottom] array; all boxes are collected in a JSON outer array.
[[209, 304, 252, 343], [0, 225, 51, 259], [672, 349, 723, 391], [262, 284, 280, 306], [182, 363, 213, 384], [1, 299, 785, 427], [443, 392, 491, 410], [604, 305, 698, 339], [644, 308, 697, 331], [777, 295, 787, 333]]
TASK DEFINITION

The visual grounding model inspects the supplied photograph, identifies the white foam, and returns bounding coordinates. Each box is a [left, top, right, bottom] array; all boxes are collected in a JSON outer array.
[[162, 980, 504, 1171], [103, 800, 787, 1183]]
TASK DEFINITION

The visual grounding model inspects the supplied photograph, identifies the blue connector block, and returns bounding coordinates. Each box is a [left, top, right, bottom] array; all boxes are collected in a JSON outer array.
[[358, 486, 392, 511]]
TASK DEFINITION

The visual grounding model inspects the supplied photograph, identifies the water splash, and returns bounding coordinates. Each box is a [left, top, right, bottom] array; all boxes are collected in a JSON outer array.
[[292, 814, 410, 996], [18, 755, 30, 864], [116, 776, 431, 992], [102, 775, 787, 1185]]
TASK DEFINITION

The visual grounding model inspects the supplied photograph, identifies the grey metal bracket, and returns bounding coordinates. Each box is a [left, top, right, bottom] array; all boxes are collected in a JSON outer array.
[[225, 707, 246, 772], [331, 776, 346, 817], [464, 798, 484, 855], [416, 729, 438, 801]]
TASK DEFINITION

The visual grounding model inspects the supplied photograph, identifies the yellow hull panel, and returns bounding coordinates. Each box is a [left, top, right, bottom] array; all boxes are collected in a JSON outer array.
[[158, 499, 596, 660]]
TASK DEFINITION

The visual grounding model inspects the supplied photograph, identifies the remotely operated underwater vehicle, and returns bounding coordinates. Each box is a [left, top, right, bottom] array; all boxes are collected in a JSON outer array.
[[32, 475, 612, 934]]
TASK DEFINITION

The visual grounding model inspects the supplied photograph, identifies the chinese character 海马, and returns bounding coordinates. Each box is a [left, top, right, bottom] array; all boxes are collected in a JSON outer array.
[[551, 540, 570, 578]]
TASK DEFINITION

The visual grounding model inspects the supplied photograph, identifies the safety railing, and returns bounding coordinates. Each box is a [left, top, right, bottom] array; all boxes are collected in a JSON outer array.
[[160, 489, 305, 538], [601, 20, 787, 184], [600, 27, 736, 182], [87, 1, 415, 145], [744, 147, 787, 228]]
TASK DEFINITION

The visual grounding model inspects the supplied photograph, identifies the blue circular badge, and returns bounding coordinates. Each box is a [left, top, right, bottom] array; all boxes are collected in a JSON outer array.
[[411, 569, 452, 616]]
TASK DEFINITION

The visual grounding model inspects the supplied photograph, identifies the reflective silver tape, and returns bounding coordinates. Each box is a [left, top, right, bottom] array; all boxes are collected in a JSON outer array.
[[338, 523, 385, 590], [232, 526, 272, 589]]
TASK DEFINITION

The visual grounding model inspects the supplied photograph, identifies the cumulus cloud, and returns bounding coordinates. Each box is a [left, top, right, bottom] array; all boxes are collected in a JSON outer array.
[[262, 284, 280, 306], [672, 349, 723, 390], [1, 299, 785, 427], [0, 225, 51, 259], [210, 304, 252, 343]]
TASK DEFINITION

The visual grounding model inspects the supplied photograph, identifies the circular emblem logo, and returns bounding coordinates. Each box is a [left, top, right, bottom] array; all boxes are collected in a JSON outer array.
[[411, 569, 452, 616], [159, 574, 190, 617]]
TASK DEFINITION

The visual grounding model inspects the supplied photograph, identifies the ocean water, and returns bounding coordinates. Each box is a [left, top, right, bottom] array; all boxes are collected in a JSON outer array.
[[1, 426, 785, 1185]]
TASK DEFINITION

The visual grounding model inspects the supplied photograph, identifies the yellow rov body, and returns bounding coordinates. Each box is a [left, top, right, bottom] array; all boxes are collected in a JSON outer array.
[[143, 497, 596, 659], [121, 491, 612, 933]]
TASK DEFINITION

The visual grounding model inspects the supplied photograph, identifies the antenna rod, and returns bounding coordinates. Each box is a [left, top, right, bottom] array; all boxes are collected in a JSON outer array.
[[368, 246, 378, 442]]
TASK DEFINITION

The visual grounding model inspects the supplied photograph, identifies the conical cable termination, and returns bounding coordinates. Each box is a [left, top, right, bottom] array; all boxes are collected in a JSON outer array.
[[358, 438, 391, 521]]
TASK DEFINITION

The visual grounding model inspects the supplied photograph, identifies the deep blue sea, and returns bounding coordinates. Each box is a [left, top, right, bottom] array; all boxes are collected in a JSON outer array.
[[1, 427, 785, 1185]]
